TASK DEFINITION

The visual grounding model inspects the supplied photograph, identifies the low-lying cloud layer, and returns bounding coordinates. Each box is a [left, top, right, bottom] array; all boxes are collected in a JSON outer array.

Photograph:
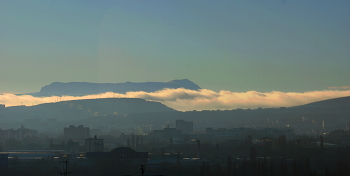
[[1, 88, 350, 111]]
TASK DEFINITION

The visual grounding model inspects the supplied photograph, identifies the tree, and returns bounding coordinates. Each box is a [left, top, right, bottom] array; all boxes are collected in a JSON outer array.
[[325, 167, 329, 176], [246, 135, 253, 145], [334, 159, 349, 175], [136, 135, 139, 149], [131, 134, 135, 148], [277, 135, 287, 150], [227, 155, 232, 175], [127, 138, 131, 148], [292, 159, 298, 176], [280, 158, 287, 176], [140, 136, 144, 147], [169, 137, 173, 148], [216, 163, 222, 176], [176, 150, 181, 166], [160, 147, 165, 156], [250, 146, 257, 160], [270, 158, 275, 176]]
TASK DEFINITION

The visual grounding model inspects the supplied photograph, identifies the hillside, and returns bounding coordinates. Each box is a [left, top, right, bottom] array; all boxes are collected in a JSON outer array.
[[2, 95, 350, 133], [1, 98, 176, 122], [292, 96, 350, 109]]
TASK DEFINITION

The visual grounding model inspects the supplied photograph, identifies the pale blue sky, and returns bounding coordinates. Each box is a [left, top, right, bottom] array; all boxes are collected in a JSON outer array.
[[1, 0, 349, 93]]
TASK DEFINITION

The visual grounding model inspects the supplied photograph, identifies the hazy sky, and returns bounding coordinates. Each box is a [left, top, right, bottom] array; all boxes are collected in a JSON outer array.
[[1, 0, 349, 93]]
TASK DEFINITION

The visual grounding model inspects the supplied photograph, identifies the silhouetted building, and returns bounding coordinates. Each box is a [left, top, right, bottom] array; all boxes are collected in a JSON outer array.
[[66, 140, 80, 153], [85, 135, 104, 152], [64, 125, 89, 144], [0, 125, 37, 141], [0, 154, 8, 168], [205, 127, 250, 137], [176, 120, 193, 134], [150, 126, 182, 139], [49, 139, 65, 150], [86, 147, 148, 164], [253, 128, 295, 139]]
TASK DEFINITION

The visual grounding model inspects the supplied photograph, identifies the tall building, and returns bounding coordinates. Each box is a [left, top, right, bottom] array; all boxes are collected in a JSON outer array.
[[85, 135, 104, 152], [176, 120, 193, 134], [64, 125, 89, 144]]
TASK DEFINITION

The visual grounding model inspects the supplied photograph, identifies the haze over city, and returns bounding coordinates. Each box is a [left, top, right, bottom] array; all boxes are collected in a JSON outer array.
[[0, 1, 350, 175]]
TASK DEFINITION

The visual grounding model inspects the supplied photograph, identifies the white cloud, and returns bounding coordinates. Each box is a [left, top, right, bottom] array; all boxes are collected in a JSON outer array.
[[1, 88, 350, 111]]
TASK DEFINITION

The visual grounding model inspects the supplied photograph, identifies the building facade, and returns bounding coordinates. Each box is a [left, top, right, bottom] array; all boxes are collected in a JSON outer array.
[[64, 125, 89, 144], [176, 120, 193, 134], [85, 135, 104, 152]]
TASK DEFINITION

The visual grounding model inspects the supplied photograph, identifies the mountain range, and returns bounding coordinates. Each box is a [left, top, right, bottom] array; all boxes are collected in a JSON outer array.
[[0, 95, 349, 132], [292, 96, 350, 109], [2, 79, 350, 133], [28, 79, 201, 97]]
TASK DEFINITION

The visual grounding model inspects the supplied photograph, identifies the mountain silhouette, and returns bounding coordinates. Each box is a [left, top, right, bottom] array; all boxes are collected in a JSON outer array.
[[2, 98, 176, 122], [1, 95, 350, 132], [28, 79, 201, 97], [292, 96, 350, 109]]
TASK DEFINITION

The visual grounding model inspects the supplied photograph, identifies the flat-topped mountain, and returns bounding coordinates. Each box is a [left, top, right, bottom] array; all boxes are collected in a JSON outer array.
[[29, 79, 200, 97]]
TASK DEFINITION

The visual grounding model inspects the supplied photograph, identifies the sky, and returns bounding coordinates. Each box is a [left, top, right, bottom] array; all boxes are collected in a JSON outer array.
[[1, 0, 350, 110]]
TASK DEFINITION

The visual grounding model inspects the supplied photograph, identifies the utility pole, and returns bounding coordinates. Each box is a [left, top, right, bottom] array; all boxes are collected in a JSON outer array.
[[60, 160, 71, 176], [140, 164, 145, 176]]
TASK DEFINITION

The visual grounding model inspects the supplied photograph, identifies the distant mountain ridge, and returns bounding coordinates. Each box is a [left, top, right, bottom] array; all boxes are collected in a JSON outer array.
[[1, 98, 176, 122], [28, 79, 201, 97], [1, 94, 350, 132], [292, 96, 350, 109]]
